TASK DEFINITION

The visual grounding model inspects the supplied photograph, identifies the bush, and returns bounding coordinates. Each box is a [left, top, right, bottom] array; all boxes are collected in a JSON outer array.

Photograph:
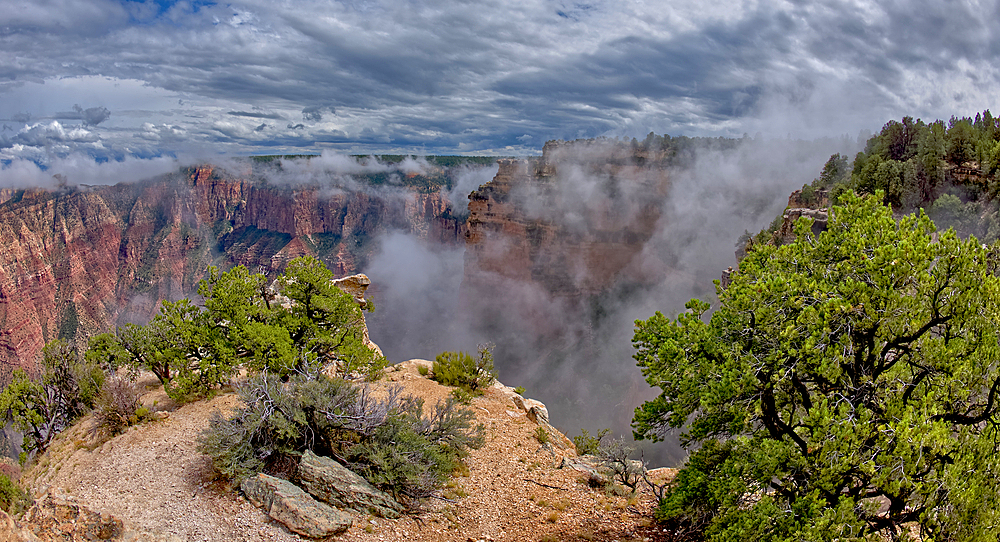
[[596, 437, 643, 492], [91, 374, 149, 438], [431, 344, 497, 395], [572, 428, 609, 456], [198, 373, 484, 503], [450, 388, 474, 405], [0, 473, 29, 516]]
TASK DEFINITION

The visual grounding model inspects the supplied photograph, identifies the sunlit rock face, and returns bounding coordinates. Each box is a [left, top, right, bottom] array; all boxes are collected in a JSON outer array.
[[0, 164, 464, 380]]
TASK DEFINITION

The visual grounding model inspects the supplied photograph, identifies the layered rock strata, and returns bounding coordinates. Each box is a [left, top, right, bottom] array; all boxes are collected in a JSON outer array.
[[0, 165, 465, 380]]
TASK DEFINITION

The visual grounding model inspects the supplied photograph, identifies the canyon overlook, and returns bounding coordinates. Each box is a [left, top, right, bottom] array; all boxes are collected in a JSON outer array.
[[0, 138, 803, 469], [0, 163, 466, 381]]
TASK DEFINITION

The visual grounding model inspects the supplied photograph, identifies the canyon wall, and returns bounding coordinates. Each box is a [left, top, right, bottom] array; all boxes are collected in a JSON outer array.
[[0, 164, 465, 381], [459, 139, 679, 450], [463, 140, 670, 310]]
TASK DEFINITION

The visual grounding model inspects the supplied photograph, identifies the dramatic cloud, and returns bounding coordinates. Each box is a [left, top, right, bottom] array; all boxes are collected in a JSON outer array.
[[0, 0, 996, 158]]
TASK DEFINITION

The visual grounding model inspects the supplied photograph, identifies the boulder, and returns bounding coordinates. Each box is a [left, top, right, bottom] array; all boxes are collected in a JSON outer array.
[[559, 455, 609, 487], [500, 387, 575, 451], [296, 450, 403, 518], [241, 474, 352, 538]]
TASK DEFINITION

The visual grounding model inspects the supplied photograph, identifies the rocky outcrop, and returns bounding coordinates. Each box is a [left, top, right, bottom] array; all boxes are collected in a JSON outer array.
[[493, 382, 574, 451], [240, 473, 352, 538], [0, 162, 467, 379], [774, 188, 830, 245], [332, 274, 372, 310], [0, 509, 40, 542], [0, 488, 181, 542], [296, 450, 403, 518]]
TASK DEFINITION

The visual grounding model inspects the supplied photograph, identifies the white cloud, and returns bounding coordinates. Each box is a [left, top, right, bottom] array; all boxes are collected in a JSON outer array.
[[0, 152, 181, 188]]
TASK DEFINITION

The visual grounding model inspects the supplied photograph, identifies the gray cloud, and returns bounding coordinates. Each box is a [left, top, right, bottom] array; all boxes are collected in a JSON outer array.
[[363, 136, 858, 466], [302, 105, 334, 122], [228, 111, 285, 120], [52, 105, 111, 125], [0, 0, 997, 155]]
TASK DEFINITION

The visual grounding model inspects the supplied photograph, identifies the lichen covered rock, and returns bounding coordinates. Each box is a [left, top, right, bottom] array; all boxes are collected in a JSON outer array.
[[241, 473, 352, 538], [296, 450, 403, 518]]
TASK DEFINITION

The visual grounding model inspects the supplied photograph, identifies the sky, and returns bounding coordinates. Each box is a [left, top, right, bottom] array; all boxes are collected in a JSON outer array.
[[2, 0, 999, 165]]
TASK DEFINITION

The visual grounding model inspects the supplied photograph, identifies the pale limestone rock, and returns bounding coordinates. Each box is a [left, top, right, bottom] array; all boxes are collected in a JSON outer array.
[[493, 384, 574, 451]]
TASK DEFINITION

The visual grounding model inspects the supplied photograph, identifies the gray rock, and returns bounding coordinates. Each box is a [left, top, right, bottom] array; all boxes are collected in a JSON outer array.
[[297, 450, 403, 518], [241, 473, 352, 538]]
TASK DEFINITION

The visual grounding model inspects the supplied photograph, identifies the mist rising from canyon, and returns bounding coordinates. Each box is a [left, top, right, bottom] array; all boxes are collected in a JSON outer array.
[[0, 140, 858, 467], [365, 136, 858, 466]]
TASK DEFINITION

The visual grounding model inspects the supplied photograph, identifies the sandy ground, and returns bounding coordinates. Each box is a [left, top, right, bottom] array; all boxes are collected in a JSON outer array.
[[23, 362, 673, 542]]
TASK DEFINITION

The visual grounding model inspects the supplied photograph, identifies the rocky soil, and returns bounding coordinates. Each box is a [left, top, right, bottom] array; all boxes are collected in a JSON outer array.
[[14, 361, 674, 542]]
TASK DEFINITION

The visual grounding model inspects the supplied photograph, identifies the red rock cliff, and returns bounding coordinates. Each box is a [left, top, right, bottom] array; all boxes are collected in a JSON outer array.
[[0, 165, 465, 380]]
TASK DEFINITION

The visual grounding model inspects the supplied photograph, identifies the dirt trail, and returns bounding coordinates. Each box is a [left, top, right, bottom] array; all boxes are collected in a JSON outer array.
[[24, 363, 672, 542]]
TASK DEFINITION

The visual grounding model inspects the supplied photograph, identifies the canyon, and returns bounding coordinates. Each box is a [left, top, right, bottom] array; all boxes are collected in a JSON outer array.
[[0, 162, 466, 382], [0, 139, 810, 468]]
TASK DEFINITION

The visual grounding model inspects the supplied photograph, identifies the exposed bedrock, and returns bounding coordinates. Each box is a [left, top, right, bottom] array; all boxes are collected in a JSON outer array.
[[0, 165, 464, 379]]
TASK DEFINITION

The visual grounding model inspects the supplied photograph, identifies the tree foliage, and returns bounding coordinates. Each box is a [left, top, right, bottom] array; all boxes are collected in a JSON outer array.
[[0, 340, 104, 456], [88, 256, 383, 400], [776, 111, 1000, 245], [634, 192, 1000, 541]]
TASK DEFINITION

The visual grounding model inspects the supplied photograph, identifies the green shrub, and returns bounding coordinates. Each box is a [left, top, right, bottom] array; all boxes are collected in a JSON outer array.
[[198, 373, 484, 503], [572, 428, 609, 456], [450, 388, 474, 405], [417, 365, 430, 376], [431, 344, 497, 395], [0, 473, 29, 516], [534, 426, 549, 445], [513, 386, 525, 396]]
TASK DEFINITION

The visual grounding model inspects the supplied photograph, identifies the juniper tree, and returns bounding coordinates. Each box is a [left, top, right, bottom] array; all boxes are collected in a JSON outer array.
[[633, 191, 1000, 541]]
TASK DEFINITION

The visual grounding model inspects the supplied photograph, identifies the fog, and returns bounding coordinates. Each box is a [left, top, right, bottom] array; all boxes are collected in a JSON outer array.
[[0, 141, 859, 468], [365, 135, 858, 467]]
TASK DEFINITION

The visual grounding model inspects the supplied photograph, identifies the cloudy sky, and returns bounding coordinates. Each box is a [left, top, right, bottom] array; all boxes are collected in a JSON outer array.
[[2, 0, 998, 164]]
